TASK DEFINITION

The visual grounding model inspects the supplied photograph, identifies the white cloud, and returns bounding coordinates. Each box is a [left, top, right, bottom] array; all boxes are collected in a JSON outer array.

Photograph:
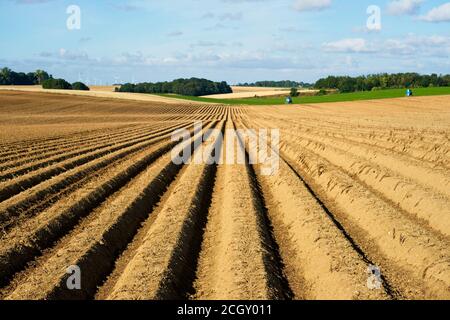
[[382, 34, 450, 56], [190, 40, 226, 47], [59, 48, 67, 57], [406, 35, 450, 47], [323, 34, 450, 56], [293, 0, 331, 12], [36, 48, 92, 62], [219, 12, 243, 21], [113, 4, 141, 11], [322, 38, 373, 53], [167, 31, 183, 37], [419, 3, 450, 22], [345, 56, 359, 68], [387, 0, 423, 16], [201, 12, 214, 19], [57, 48, 90, 61]]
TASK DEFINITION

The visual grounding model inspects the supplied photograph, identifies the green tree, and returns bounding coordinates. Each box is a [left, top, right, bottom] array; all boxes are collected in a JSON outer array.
[[42, 78, 72, 90], [314, 73, 450, 92], [117, 78, 232, 96], [0, 68, 12, 84], [34, 70, 51, 84], [71, 82, 90, 91]]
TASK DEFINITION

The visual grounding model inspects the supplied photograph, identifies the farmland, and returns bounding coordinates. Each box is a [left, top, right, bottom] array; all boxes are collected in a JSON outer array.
[[0, 85, 203, 105], [163, 86, 450, 105], [3, 85, 450, 106], [201, 86, 294, 99], [0, 90, 449, 300]]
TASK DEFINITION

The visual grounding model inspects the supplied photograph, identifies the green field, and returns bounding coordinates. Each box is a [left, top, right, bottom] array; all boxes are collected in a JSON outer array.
[[159, 87, 450, 105]]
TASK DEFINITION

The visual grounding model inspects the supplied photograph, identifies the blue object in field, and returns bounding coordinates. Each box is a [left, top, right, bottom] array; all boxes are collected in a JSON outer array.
[[406, 89, 413, 97], [285, 96, 293, 104]]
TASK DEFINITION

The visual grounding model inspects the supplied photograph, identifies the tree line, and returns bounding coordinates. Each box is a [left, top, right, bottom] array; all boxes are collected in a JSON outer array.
[[4, 67, 449, 96], [314, 73, 450, 93], [0, 68, 51, 85], [117, 78, 232, 96], [0, 67, 89, 91], [236, 80, 313, 88], [42, 79, 89, 91]]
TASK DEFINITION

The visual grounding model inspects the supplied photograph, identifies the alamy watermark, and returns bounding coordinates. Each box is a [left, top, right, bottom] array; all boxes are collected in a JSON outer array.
[[66, 5, 81, 30], [66, 265, 81, 290], [171, 122, 280, 176], [367, 5, 382, 31], [367, 264, 382, 290]]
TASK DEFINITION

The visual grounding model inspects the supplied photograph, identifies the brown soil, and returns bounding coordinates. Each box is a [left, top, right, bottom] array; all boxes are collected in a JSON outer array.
[[0, 91, 449, 300]]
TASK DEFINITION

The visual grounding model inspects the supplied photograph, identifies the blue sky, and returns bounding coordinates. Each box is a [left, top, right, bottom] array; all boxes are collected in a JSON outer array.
[[1, 0, 450, 84]]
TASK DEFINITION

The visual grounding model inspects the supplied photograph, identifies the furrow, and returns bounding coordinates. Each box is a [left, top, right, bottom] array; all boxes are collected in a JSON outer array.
[[0, 122, 194, 228], [279, 139, 450, 299], [193, 120, 291, 300], [0, 122, 191, 202], [104, 122, 224, 300], [235, 119, 391, 300], [1, 122, 216, 299]]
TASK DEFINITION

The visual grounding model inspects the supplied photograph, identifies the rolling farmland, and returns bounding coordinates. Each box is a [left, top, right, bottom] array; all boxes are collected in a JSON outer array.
[[0, 90, 449, 300]]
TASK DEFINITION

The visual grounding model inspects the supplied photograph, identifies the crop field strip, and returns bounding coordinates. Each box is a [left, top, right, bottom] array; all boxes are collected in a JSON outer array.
[[0, 122, 198, 203], [0, 123, 152, 156], [0, 125, 195, 232], [0, 122, 183, 162], [0, 123, 189, 181], [249, 118, 450, 237], [2, 121, 220, 299], [192, 119, 292, 300], [0, 124, 204, 283], [0, 91, 448, 300], [233, 118, 390, 299], [238, 107, 449, 299], [254, 116, 449, 170], [100, 121, 225, 300]]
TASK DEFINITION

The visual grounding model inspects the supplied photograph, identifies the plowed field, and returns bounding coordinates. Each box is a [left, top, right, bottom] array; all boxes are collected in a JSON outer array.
[[0, 91, 449, 300]]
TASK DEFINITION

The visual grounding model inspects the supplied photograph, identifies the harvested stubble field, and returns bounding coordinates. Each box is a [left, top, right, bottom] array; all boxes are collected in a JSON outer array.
[[0, 90, 449, 300]]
